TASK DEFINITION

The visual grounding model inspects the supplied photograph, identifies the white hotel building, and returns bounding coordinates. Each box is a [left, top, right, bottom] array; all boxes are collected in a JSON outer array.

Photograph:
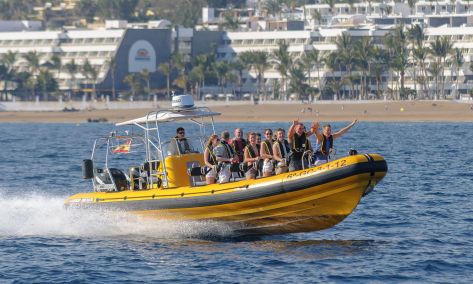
[[211, 0, 473, 99], [2, 1, 473, 100]]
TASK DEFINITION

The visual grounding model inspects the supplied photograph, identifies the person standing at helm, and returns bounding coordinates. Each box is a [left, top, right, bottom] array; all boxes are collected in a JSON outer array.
[[231, 128, 247, 163], [288, 120, 316, 171], [313, 120, 358, 166], [168, 127, 192, 155]]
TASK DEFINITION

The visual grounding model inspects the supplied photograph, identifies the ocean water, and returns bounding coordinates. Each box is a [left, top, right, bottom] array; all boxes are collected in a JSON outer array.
[[0, 121, 472, 283]]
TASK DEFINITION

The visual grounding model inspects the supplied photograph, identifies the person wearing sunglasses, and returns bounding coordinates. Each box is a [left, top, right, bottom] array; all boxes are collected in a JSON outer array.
[[168, 127, 193, 156]]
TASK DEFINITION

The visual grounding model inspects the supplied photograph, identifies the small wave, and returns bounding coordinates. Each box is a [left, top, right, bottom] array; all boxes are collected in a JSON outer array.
[[0, 193, 233, 239]]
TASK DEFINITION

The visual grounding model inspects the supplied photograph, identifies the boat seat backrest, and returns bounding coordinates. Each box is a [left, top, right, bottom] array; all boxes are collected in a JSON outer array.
[[108, 168, 129, 191]]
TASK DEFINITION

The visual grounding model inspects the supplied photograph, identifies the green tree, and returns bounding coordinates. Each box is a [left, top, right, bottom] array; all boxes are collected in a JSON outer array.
[[171, 52, 188, 92], [0, 50, 17, 100], [264, 0, 283, 19], [323, 52, 340, 100], [123, 73, 141, 100], [23, 51, 41, 100], [64, 59, 79, 100], [354, 37, 373, 100], [412, 47, 429, 99], [221, 12, 239, 31], [37, 69, 58, 101], [430, 36, 453, 99], [451, 48, 464, 99], [140, 68, 151, 99], [271, 40, 293, 100], [76, 0, 98, 23], [82, 59, 99, 101], [288, 61, 308, 101], [334, 32, 355, 98], [106, 57, 117, 100], [212, 61, 230, 93], [253, 51, 270, 100], [238, 51, 257, 98], [159, 62, 171, 99]]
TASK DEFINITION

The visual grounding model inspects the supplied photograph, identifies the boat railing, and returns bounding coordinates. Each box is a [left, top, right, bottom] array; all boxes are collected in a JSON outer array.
[[302, 150, 313, 170]]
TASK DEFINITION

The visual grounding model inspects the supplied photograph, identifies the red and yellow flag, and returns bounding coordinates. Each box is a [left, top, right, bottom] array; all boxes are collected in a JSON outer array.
[[113, 139, 132, 153]]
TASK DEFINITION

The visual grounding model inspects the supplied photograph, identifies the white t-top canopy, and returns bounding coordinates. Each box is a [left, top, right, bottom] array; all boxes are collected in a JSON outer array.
[[115, 107, 221, 126]]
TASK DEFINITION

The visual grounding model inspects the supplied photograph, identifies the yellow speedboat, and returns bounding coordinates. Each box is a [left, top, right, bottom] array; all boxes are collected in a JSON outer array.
[[65, 95, 387, 236]]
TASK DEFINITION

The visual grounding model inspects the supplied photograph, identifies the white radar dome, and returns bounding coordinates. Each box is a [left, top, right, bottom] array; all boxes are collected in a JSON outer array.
[[172, 94, 195, 109]]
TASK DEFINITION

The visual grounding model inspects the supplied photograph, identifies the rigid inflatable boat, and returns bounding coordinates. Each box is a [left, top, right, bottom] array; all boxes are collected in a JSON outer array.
[[65, 95, 387, 236]]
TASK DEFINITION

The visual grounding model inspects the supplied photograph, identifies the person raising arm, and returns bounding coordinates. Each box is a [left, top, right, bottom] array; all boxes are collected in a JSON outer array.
[[313, 119, 358, 165]]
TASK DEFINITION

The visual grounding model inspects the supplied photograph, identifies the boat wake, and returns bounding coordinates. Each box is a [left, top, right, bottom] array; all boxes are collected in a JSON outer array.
[[0, 192, 234, 239]]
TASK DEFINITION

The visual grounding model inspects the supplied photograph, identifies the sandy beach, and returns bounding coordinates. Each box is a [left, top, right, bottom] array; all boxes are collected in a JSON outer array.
[[0, 101, 472, 123]]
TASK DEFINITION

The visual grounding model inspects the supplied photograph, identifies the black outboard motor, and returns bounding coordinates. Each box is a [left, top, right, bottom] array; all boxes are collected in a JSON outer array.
[[82, 159, 94, 179], [348, 149, 358, 156]]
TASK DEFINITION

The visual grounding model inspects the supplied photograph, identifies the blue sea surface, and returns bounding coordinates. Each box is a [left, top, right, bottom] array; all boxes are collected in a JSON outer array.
[[0, 121, 472, 283]]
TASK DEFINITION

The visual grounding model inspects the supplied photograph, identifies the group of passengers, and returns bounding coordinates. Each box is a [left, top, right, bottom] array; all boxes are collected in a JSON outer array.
[[199, 119, 357, 185]]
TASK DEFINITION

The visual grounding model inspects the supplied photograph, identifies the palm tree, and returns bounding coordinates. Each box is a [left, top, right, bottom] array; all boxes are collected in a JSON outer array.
[[323, 52, 340, 100], [1, 50, 18, 100], [412, 47, 429, 99], [171, 52, 187, 93], [393, 25, 409, 99], [158, 62, 171, 99], [263, 0, 283, 19], [301, 48, 321, 90], [408, 24, 425, 48], [371, 46, 388, 99], [82, 59, 99, 101], [272, 40, 293, 100], [288, 60, 308, 100], [451, 48, 464, 99], [408, 24, 425, 98], [334, 32, 355, 98], [0, 64, 7, 101], [239, 51, 257, 98], [430, 36, 453, 99], [105, 57, 117, 100], [231, 59, 245, 99], [123, 73, 140, 100], [428, 62, 441, 100], [36, 69, 58, 101], [253, 51, 270, 100], [193, 54, 211, 99], [64, 59, 79, 100], [140, 68, 151, 99], [222, 12, 239, 31], [212, 61, 230, 93], [50, 54, 62, 77], [354, 37, 373, 100], [23, 51, 41, 100]]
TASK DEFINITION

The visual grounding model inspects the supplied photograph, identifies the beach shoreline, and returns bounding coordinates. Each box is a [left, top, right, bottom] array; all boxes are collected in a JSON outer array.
[[1, 100, 472, 123]]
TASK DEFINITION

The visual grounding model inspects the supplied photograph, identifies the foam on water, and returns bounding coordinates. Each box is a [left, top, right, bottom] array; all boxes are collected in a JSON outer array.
[[0, 192, 233, 239]]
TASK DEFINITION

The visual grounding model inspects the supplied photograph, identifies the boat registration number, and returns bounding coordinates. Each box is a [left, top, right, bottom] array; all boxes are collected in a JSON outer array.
[[286, 159, 347, 179]]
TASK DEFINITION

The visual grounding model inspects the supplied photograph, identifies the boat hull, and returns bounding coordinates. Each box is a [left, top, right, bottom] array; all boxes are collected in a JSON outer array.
[[65, 154, 387, 235]]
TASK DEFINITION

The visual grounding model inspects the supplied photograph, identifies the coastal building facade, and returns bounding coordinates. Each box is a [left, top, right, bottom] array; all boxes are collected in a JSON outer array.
[[2, 0, 473, 100], [0, 21, 171, 99]]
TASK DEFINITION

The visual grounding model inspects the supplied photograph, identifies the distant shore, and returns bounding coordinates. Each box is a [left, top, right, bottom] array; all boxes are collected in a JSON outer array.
[[1, 100, 472, 123]]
